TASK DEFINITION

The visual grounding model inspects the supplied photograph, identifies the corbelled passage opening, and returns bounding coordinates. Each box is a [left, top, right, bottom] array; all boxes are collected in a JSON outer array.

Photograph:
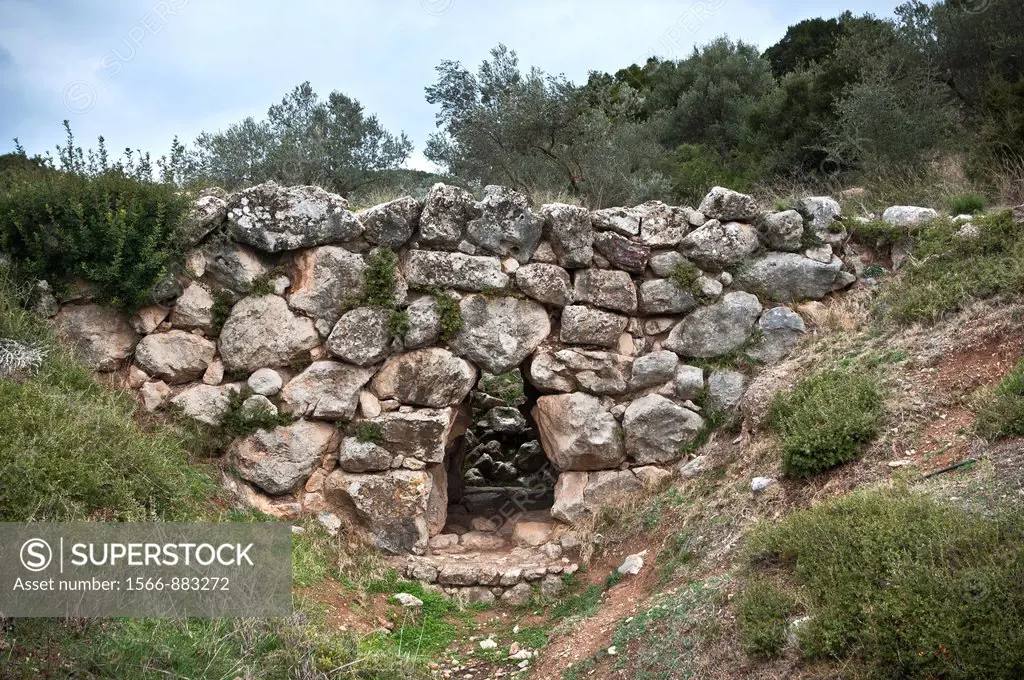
[[436, 363, 559, 555]]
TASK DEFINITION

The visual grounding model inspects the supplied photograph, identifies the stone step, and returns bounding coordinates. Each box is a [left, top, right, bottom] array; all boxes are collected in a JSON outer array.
[[391, 545, 580, 604]]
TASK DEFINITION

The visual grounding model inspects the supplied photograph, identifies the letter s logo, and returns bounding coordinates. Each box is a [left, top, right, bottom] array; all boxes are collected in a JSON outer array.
[[20, 538, 52, 572]]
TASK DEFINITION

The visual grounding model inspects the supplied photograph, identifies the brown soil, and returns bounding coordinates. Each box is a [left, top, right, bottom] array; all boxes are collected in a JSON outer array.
[[296, 578, 388, 636], [529, 535, 663, 680]]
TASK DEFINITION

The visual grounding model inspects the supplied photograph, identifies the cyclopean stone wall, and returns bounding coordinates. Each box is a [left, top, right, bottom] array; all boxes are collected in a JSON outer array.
[[49, 180, 859, 555]]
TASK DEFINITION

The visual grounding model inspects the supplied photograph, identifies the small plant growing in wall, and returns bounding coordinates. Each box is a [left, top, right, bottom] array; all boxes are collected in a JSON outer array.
[[210, 289, 235, 333], [433, 290, 463, 342], [351, 421, 383, 444], [362, 247, 399, 309], [670, 260, 702, 290], [388, 309, 410, 339], [219, 387, 292, 438]]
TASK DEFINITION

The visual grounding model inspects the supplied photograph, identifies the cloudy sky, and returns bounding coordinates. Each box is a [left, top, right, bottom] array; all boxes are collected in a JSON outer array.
[[0, 0, 897, 170]]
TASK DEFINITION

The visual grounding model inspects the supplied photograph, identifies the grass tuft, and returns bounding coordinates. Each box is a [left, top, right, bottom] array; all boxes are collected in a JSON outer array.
[[947, 192, 987, 215]]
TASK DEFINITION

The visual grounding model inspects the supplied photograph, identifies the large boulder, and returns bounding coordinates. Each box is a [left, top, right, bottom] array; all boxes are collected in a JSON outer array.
[[169, 383, 243, 426], [231, 419, 336, 495], [533, 392, 625, 471], [707, 370, 747, 410], [680, 220, 760, 271], [629, 350, 679, 390], [371, 348, 477, 407], [759, 210, 805, 252], [648, 250, 686, 277], [515, 264, 573, 307], [466, 185, 544, 262], [279, 361, 375, 420], [698, 186, 758, 222], [170, 284, 216, 334], [226, 181, 362, 252], [623, 394, 704, 465], [418, 183, 481, 249], [325, 469, 432, 554], [882, 205, 940, 226], [199, 241, 268, 295], [53, 304, 138, 372], [403, 251, 509, 292], [590, 206, 641, 237], [450, 296, 550, 374], [403, 296, 441, 350], [356, 196, 421, 248], [559, 305, 628, 348], [748, 306, 806, 363], [325, 307, 391, 367], [337, 437, 393, 473], [135, 331, 216, 384], [374, 408, 456, 464], [735, 253, 843, 301], [593, 231, 650, 274], [636, 201, 693, 247], [664, 291, 762, 358], [585, 469, 644, 507], [528, 348, 633, 395], [288, 246, 365, 326], [540, 203, 594, 269], [219, 295, 320, 374], [551, 472, 588, 524], [796, 197, 846, 247], [183, 194, 227, 246], [638, 279, 697, 316], [573, 269, 637, 314]]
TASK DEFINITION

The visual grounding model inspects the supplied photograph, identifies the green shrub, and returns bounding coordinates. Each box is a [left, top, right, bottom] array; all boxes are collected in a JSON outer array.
[[947, 192, 987, 215], [388, 309, 410, 339], [433, 290, 463, 342], [210, 289, 234, 332], [3, 609, 428, 679], [768, 369, 883, 477], [670, 259, 702, 290], [0, 169, 191, 310], [352, 421, 383, 444], [745, 488, 1024, 678], [736, 579, 796, 658], [975, 357, 1024, 439], [878, 211, 1024, 324], [362, 247, 399, 308], [218, 386, 293, 438], [479, 370, 525, 405], [0, 274, 214, 521]]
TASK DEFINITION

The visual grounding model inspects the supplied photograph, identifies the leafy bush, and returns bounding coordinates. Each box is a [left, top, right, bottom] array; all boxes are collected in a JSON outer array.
[[878, 210, 1024, 324], [362, 247, 399, 308], [975, 357, 1024, 439], [768, 369, 883, 477], [745, 488, 1024, 678], [433, 290, 463, 342], [352, 421, 383, 444], [670, 259, 702, 290], [0, 273, 214, 521], [736, 579, 796, 658], [948, 192, 987, 215], [479, 370, 525, 406], [388, 309, 410, 339], [0, 169, 191, 310], [218, 386, 293, 439]]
